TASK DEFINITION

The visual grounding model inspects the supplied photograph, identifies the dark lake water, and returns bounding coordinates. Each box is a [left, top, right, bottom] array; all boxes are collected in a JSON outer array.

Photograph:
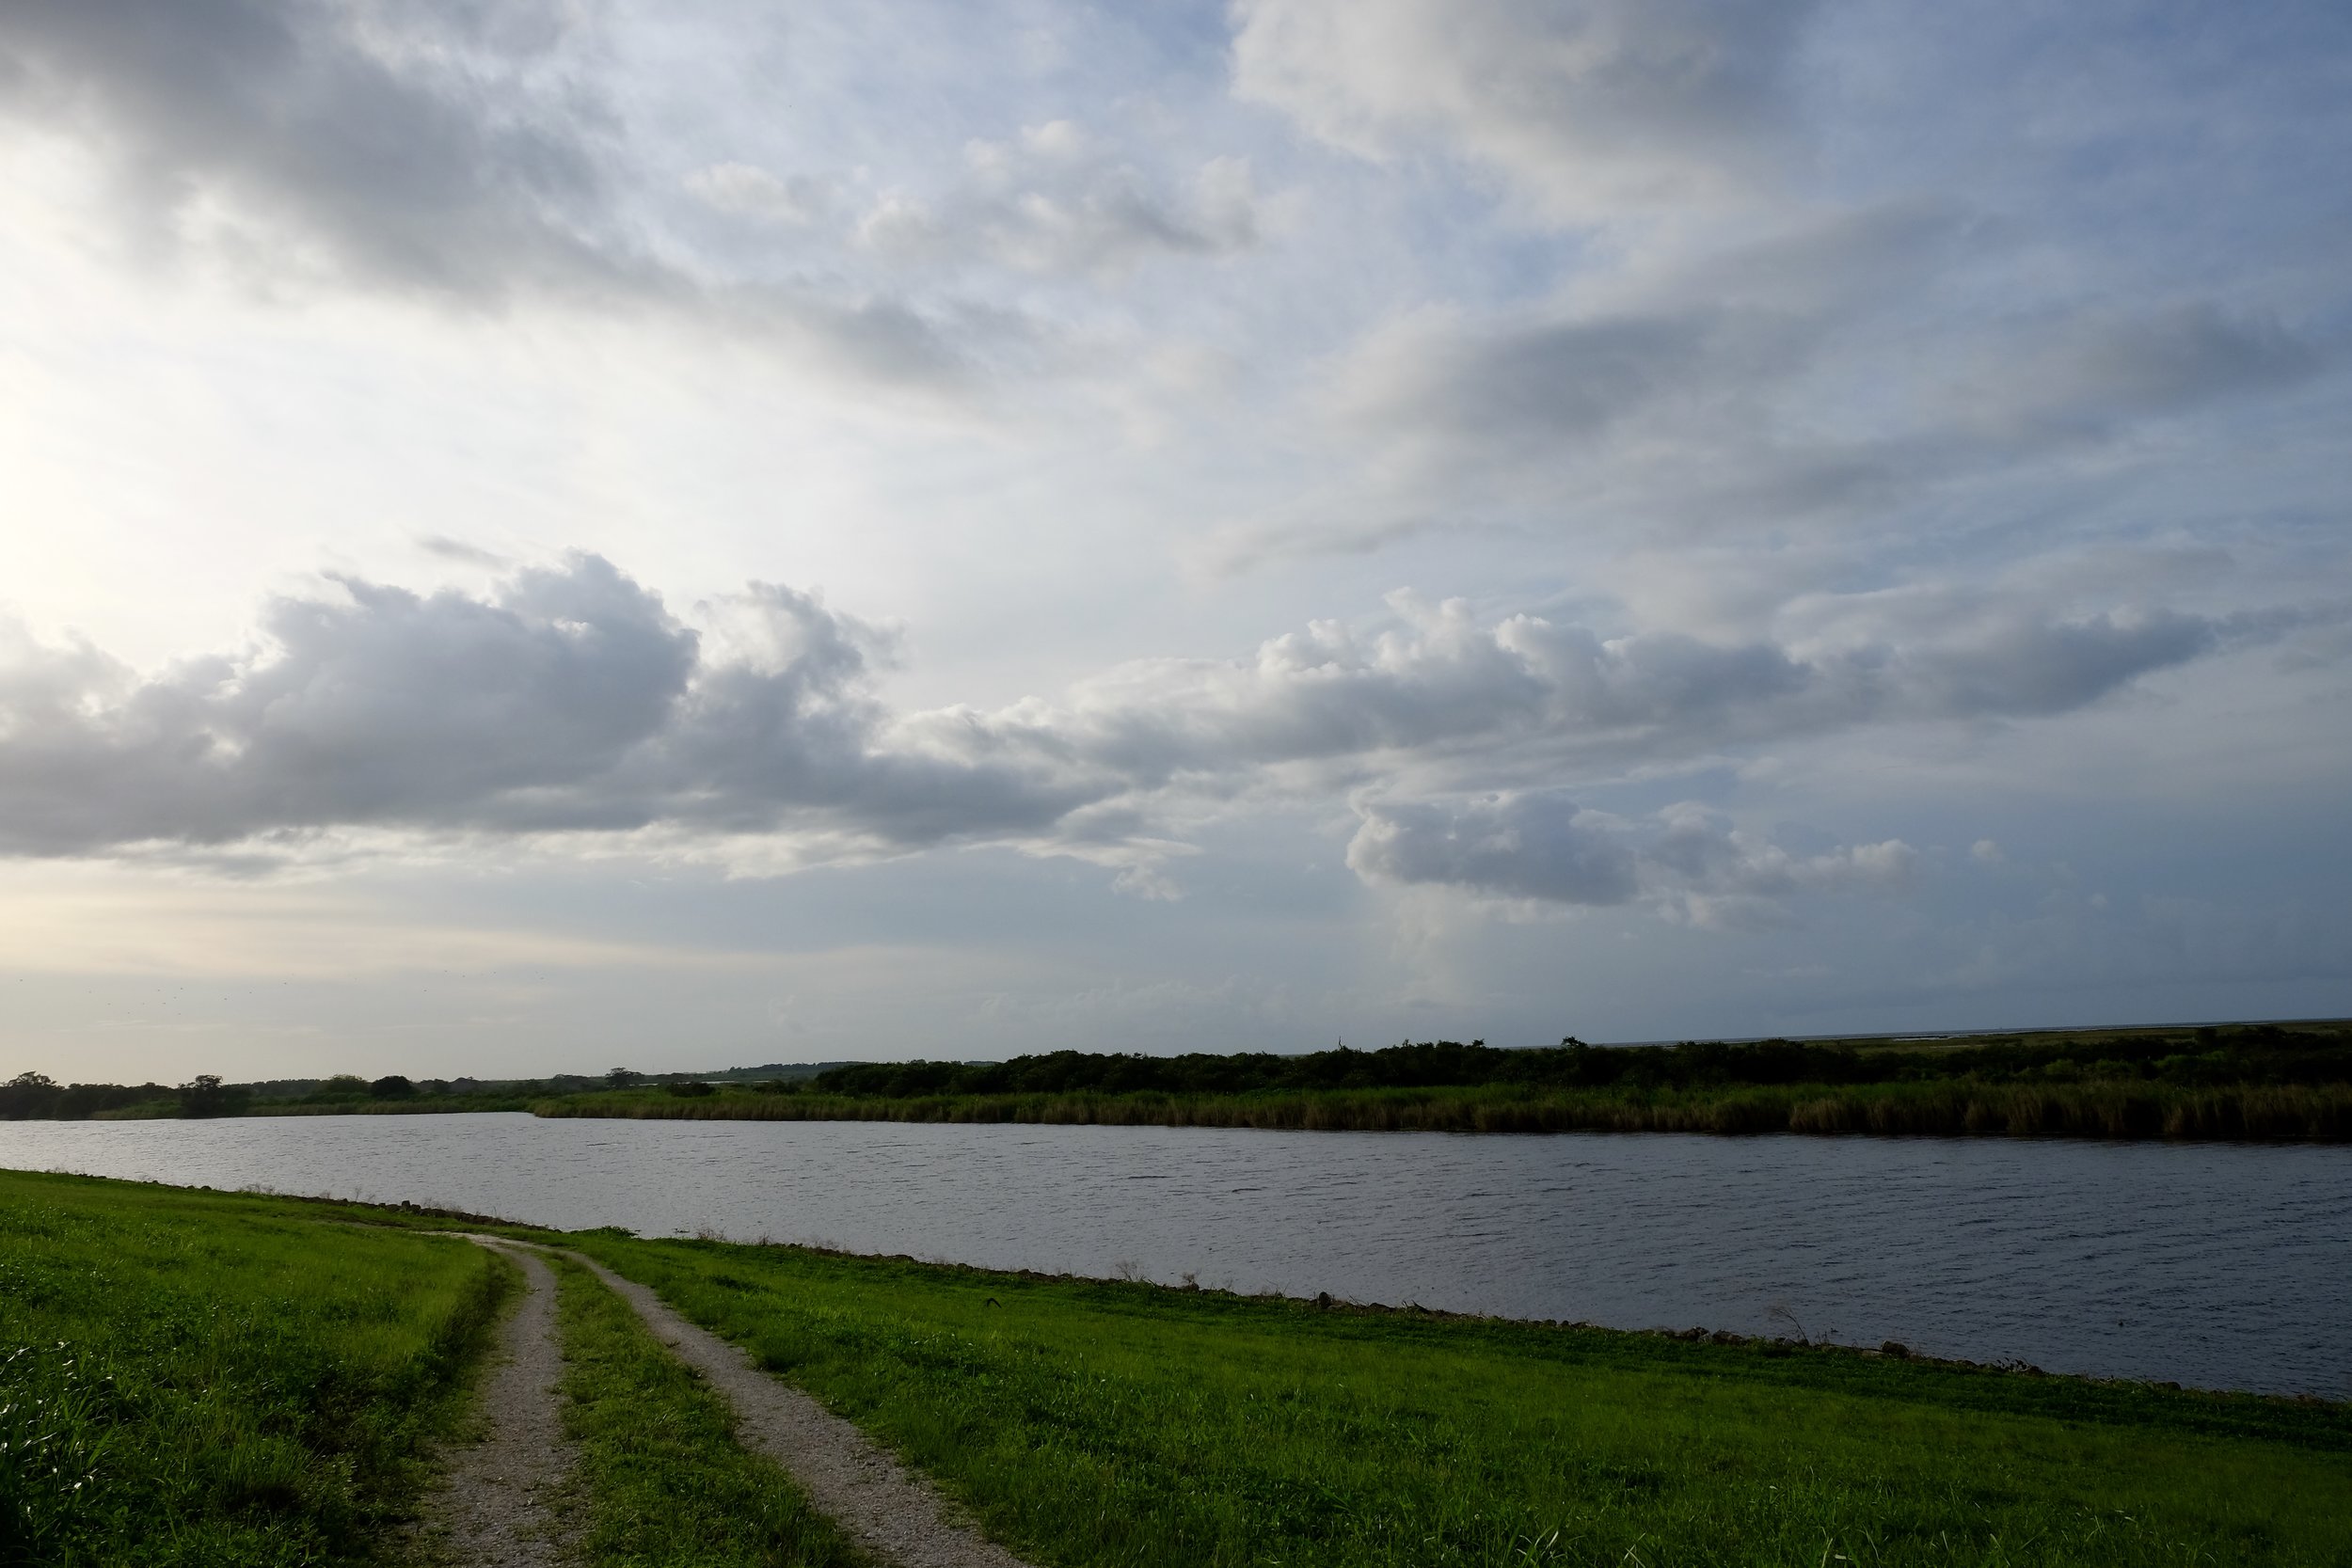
[[3, 1115, 2345, 1399]]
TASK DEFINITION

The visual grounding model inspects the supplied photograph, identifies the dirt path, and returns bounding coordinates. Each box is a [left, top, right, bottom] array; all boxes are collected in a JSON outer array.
[[410, 1239, 583, 1566], [565, 1250, 1035, 1568]]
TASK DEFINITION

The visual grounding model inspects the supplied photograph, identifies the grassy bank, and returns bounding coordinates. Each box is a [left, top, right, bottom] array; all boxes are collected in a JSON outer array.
[[4, 1170, 2349, 1566], [541, 1075, 2352, 1139], [0, 1170, 504, 1566], [551, 1252, 866, 1567], [554, 1228, 2352, 1568]]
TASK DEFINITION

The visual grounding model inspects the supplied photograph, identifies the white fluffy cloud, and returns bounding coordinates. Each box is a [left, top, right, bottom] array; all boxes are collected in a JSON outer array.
[[0, 558, 1088, 859], [0, 556, 2296, 899]]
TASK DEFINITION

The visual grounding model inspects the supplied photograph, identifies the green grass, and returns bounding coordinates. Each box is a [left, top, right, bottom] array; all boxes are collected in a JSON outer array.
[[8, 1169, 2351, 1567], [560, 1231, 2352, 1568], [550, 1253, 866, 1568], [0, 1170, 504, 1567]]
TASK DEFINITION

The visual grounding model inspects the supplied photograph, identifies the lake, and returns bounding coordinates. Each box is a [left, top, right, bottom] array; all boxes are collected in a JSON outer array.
[[3, 1114, 2345, 1398]]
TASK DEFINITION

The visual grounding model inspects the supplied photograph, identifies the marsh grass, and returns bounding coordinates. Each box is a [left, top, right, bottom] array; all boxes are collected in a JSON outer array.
[[549, 1253, 867, 1568], [540, 1079, 2352, 1140], [0, 1170, 503, 1566], [561, 1231, 2352, 1568]]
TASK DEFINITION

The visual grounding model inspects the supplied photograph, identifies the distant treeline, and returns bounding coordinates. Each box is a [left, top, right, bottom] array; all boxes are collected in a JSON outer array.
[[0, 1069, 557, 1121], [0, 1075, 180, 1120], [795, 1024, 2350, 1100], [541, 1079, 2352, 1141], [543, 1022, 2352, 1142], [12, 1025, 2349, 1138], [0, 1061, 850, 1121]]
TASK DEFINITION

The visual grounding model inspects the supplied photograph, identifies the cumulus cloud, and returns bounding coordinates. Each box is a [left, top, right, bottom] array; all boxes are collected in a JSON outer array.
[[1346, 790, 1915, 927], [1232, 0, 1820, 220], [1020, 591, 2253, 793], [0, 557, 1090, 859], [1643, 802, 1916, 928], [1345, 792, 1640, 905], [0, 555, 2306, 871]]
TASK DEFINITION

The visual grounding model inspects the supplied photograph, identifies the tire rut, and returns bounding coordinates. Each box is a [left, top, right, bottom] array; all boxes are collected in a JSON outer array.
[[411, 1240, 583, 1566], [565, 1249, 1036, 1568]]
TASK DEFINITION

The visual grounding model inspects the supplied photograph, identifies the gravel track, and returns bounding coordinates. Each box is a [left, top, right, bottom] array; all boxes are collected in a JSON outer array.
[[564, 1249, 1036, 1568], [412, 1240, 583, 1565]]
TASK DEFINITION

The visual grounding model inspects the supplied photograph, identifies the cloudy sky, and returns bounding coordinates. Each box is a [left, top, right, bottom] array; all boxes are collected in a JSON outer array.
[[2, 0, 2346, 1083]]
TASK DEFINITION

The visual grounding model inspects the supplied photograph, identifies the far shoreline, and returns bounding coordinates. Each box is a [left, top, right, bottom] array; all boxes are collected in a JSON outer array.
[[10, 1018, 2349, 1142]]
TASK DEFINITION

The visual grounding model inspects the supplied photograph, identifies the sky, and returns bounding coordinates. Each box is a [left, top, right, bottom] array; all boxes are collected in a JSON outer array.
[[1, 0, 2347, 1084]]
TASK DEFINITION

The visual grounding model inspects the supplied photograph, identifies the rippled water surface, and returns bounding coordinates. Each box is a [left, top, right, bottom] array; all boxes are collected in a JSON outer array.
[[4, 1115, 2345, 1397]]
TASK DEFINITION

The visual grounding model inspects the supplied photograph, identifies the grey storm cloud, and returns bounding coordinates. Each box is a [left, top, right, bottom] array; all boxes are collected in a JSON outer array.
[[0, 556, 2299, 863], [0, 0, 993, 388], [1346, 791, 1916, 927]]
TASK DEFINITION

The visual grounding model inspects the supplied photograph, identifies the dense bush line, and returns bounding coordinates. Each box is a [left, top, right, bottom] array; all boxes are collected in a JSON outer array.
[[792, 1023, 2351, 1101], [12, 1022, 2346, 1136], [534, 1022, 2352, 1140], [543, 1077, 2352, 1140]]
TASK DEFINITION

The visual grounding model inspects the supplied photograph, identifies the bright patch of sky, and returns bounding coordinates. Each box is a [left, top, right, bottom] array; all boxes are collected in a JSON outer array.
[[1, 0, 2346, 1080]]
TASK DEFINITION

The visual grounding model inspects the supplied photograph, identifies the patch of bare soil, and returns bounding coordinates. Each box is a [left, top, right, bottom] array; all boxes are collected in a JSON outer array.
[[405, 1240, 583, 1566]]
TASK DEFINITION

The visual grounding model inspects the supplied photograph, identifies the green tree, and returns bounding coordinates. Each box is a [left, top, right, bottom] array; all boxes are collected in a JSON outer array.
[[176, 1074, 244, 1118]]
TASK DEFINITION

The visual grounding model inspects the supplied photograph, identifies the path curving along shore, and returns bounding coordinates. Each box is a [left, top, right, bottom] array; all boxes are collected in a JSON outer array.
[[413, 1240, 583, 1566]]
